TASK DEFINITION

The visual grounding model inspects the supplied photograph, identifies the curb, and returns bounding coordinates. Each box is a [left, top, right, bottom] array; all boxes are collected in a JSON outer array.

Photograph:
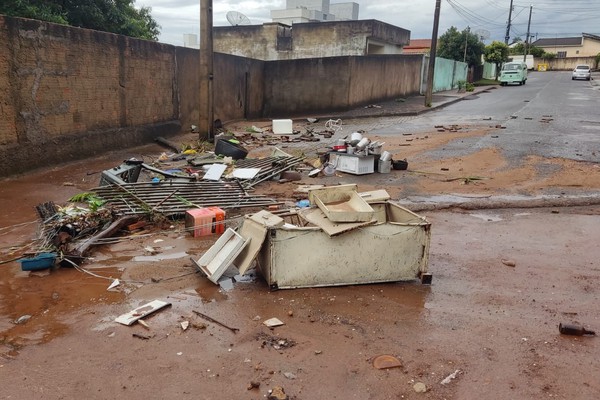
[[399, 194, 600, 213]]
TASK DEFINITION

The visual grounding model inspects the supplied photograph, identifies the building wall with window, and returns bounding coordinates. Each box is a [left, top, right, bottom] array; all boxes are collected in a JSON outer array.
[[532, 33, 600, 58], [214, 20, 410, 61]]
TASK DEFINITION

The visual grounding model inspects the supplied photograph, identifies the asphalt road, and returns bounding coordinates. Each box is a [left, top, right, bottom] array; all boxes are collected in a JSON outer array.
[[373, 71, 600, 164]]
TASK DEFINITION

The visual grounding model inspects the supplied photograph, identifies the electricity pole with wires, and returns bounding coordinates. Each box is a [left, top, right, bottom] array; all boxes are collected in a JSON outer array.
[[504, 0, 514, 44], [199, 0, 214, 140], [524, 5, 532, 62], [463, 26, 470, 63], [425, 0, 441, 107]]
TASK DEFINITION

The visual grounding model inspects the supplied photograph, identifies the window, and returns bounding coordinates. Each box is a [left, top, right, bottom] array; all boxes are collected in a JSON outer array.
[[557, 51, 567, 58], [502, 63, 522, 71]]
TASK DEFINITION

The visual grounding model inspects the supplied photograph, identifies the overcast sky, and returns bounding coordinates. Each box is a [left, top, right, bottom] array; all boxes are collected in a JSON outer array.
[[137, 0, 600, 47]]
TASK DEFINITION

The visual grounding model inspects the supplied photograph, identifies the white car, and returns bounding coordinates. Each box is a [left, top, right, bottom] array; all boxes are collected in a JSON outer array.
[[572, 65, 591, 81]]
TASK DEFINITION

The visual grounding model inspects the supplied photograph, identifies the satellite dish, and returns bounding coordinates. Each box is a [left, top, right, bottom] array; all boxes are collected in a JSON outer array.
[[226, 11, 251, 26], [474, 29, 490, 41]]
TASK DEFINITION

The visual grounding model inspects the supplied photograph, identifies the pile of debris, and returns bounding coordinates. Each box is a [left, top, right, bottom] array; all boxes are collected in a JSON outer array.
[[14, 119, 414, 279], [191, 184, 432, 290]]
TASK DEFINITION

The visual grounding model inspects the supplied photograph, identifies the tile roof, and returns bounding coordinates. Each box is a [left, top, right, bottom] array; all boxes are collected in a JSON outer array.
[[405, 39, 432, 49], [532, 37, 582, 47]]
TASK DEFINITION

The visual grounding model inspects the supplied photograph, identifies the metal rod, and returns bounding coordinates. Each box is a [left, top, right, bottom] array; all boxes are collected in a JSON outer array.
[[192, 310, 239, 333]]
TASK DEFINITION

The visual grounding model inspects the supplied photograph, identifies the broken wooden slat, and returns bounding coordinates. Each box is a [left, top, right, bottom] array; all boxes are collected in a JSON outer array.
[[115, 300, 172, 326]]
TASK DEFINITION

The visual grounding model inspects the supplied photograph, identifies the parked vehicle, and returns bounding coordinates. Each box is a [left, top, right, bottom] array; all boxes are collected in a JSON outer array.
[[499, 62, 528, 86], [508, 55, 534, 70], [572, 65, 591, 81]]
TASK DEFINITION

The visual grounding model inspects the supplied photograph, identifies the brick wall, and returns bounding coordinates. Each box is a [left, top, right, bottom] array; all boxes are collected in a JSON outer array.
[[0, 15, 425, 176], [263, 55, 423, 117], [0, 16, 181, 176]]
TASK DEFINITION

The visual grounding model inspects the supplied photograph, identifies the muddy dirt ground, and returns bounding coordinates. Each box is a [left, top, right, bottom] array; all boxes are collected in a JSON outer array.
[[1, 120, 599, 399]]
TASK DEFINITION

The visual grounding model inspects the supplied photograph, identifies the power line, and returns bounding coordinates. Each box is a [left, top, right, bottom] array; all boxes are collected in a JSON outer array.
[[442, 0, 600, 42], [446, 0, 506, 28]]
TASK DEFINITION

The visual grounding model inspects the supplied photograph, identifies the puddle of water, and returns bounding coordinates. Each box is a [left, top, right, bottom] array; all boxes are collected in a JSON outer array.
[[0, 264, 123, 357], [195, 279, 229, 303]]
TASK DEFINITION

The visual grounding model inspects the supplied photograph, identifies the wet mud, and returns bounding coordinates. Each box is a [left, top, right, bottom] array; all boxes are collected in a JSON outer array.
[[1, 128, 599, 399]]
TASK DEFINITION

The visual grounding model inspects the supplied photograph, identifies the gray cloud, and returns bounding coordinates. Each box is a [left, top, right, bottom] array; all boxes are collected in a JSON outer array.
[[136, 0, 600, 46]]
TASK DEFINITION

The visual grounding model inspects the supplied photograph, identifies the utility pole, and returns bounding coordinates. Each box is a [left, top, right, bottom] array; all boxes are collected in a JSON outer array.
[[463, 26, 470, 63], [504, 0, 513, 44], [425, 0, 441, 107], [199, 0, 214, 140], [524, 5, 532, 62]]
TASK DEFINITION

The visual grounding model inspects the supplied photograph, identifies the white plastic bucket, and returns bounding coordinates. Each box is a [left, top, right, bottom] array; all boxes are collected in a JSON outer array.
[[356, 138, 370, 150], [378, 159, 392, 174], [380, 151, 392, 161], [351, 132, 363, 141]]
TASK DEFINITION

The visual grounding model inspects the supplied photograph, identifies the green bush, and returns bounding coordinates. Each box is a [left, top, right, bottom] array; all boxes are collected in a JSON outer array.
[[465, 82, 475, 92]]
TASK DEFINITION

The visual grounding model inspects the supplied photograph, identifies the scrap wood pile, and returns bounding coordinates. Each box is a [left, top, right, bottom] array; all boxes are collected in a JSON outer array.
[[11, 135, 314, 272], [9, 197, 145, 273], [12, 118, 403, 276]]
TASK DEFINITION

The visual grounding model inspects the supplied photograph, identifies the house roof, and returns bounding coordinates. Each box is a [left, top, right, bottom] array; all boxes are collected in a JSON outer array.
[[583, 32, 600, 41], [405, 39, 431, 49], [532, 37, 582, 47], [531, 32, 600, 48], [403, 38, 431, 53]]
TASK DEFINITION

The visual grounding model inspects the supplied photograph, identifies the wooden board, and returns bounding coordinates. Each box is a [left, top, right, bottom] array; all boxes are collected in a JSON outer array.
[[115, 300, 172, 326], [298, 207, 376, 237], [234, 211, 284, 275], [192, 228, 249, 284], [233, 219, 267, 275]]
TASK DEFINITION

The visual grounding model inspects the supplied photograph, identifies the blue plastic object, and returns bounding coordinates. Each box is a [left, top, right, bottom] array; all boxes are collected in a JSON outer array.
[[296, 200, 310, 208], [19, 252, 57, 271]]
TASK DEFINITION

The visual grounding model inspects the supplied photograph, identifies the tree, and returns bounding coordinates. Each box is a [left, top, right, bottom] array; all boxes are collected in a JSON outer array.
[[595, 52, 600, 69], [437, 26, 485, 67], [528, 46, 545, 58], [484, 41, 509, 80], [509, 42, 544, 58], [541, 52, 556, 61], [0, 0, 160, 41]]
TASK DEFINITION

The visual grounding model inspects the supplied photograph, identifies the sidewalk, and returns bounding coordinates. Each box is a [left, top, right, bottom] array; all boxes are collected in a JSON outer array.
[[313, 85, 496, 121]]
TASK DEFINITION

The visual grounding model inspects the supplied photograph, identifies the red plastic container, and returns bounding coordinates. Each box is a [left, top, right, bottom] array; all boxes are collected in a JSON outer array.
[[185, 207, 226, 237]]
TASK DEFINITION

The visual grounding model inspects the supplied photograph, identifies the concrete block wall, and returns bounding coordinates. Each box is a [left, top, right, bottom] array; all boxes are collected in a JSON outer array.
[[433, 57, 468, 91], [1, 15, 424, 176], [0, 15, 181, 176], [544, 56, 597, 71], [263, 54, 423, 117], [347, 55, 422, 106]]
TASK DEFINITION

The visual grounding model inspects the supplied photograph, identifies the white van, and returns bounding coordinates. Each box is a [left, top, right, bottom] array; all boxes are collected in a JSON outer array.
[[499, 62, 528, 86], [508, 55, 534, 70]]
